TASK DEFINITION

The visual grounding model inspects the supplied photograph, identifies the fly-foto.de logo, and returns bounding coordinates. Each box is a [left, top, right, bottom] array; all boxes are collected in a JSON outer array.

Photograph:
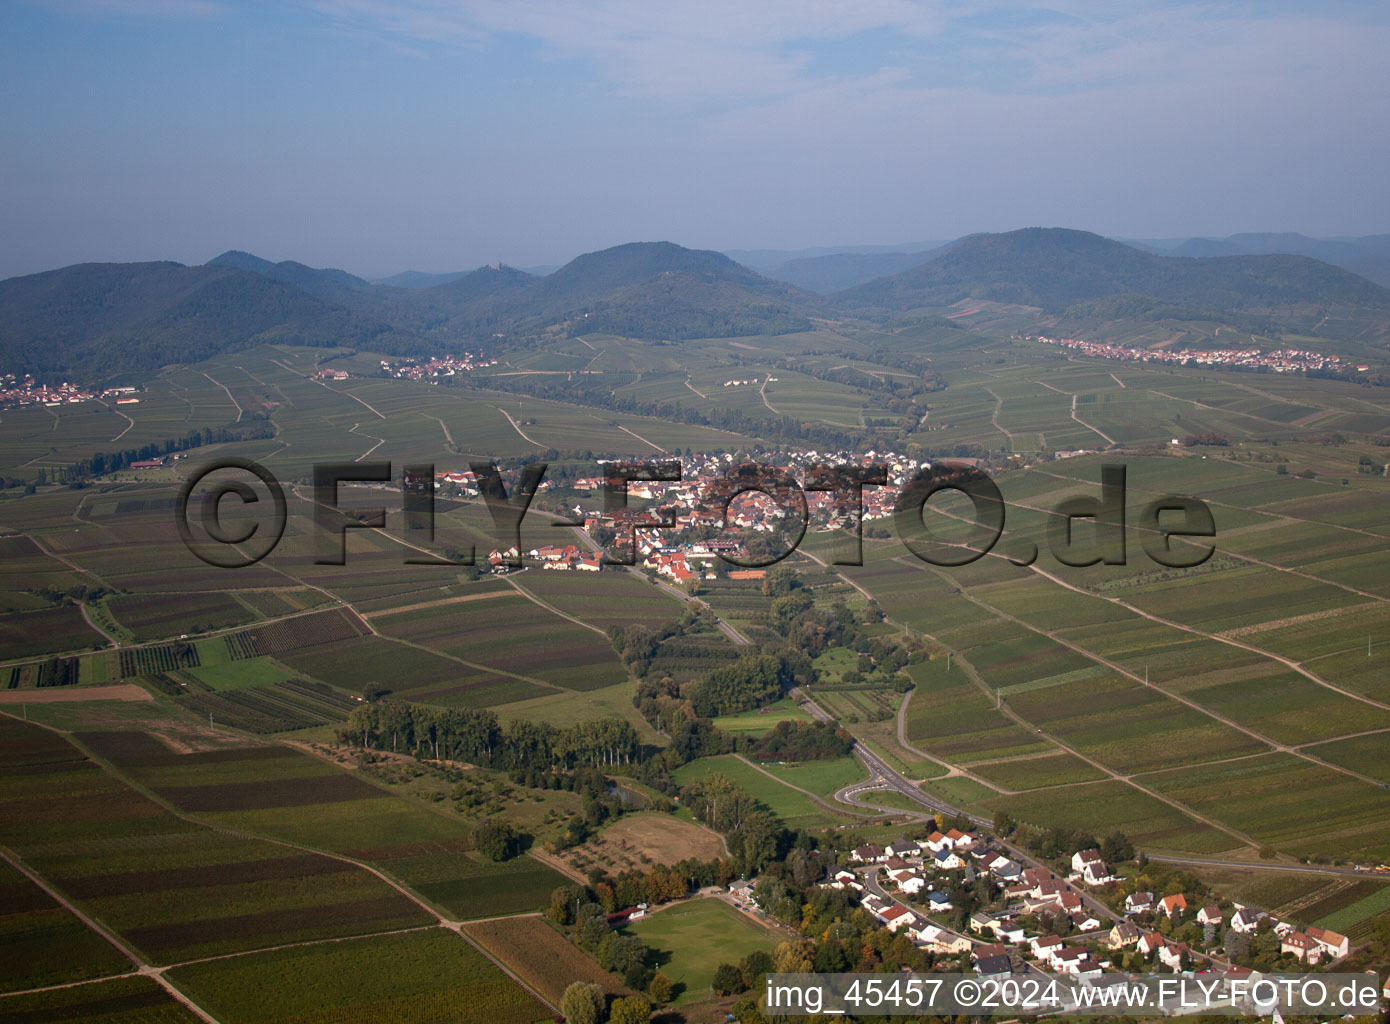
[[174, 457, 1215, 572]]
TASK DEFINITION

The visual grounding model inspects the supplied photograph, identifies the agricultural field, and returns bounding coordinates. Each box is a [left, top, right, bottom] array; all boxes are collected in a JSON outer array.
[[167, 927, 550, 1024], [758, 756, 867, 801], [373, 591, 628, 692], [175, 678, 360, 733], [0, 975, 202, 1023], [0, 858, 134, 993], [712, 695, 812, 734], [626, 897, 781, 1004], [1144, 754, 1390, 862], [0, 721, 435, 966], [671, 755, 849, 830], [561, 811, 726, 877], [464, 915, 628, 1007], [2, 330, 1390, 1000], [106, 592, 257, 642]]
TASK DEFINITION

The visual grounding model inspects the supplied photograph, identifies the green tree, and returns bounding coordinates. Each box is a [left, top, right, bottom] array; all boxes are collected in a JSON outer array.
[[607, 994, 650, 1024], [473, 819, 519, 861], [713, 962, 746, 996], [647, 971, 675, 1004], [559, 980, 605, 1024]]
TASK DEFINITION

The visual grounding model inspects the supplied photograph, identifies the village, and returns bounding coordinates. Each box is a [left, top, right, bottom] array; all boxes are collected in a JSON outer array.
[[373, 352, 498, 380], [0, 374, 138, 410], [726, 823, 1369, 994], [438, 449, 922, 577], [1023, 334, 1358, 373]]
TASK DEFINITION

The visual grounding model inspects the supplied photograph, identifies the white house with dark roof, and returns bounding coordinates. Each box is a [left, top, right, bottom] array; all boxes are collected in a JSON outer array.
[[1125, 891, 1155, 915]]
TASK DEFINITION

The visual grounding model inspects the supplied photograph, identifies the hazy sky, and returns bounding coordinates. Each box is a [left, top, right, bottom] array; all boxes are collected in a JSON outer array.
[[3, 0, 1389, 279]]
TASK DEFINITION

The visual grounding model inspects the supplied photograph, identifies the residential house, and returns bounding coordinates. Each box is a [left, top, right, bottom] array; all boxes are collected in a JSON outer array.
[[993, 919, 1027, 944], [1125, 891, 1155, 915], [1073, 956, 1106, 978], [1022, 867, 1062, 895], [861, 894, 888, 916], [1159, 893, 1188, 918], [933, 849, 963, 870], [852, 844, 886, 864], [1229, 907, 1263, 934], [926, 891, 953, 911], [1305, 926, 1349, 960], [1070, 909, 1103, 932], [1050, 946, 1091, 974], [1137, 932, 1165, 958], [1080, 860, 1114, 885], [1280, 932, 1321, 963], [888, 869, 925, 895], [974, 954, 1013, 981], [1197, 905, 1224, 927], [946, 829, 976, 849], [1158, 942, 1189, 972], [1107, 922, 1142, 949], [879, 904, 916, 933], [1071, 848, 1101, 873], [728, 880, 756, 905]]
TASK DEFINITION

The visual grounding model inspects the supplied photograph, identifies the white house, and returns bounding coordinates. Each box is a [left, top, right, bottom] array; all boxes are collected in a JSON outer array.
[[1071, 848, 1104, 874], [1197, 905, 1224, 927], [879, 904, 916, 933], [1125, 891, 1155, 915], [1306, 926, 1349, 960], [933, 849, 963, 870], [1230, 907, 1263, 933], [1158, 942, 1188, 972], [946, 829, 976, 849]]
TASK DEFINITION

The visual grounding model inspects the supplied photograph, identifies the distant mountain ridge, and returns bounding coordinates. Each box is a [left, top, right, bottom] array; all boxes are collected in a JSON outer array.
[[766, 246, 950, 293], [0, 261, 425, 375], [1156, 233, 1390, 289], [832, 228, 1390, 324], [4, 230, 1389, 377]]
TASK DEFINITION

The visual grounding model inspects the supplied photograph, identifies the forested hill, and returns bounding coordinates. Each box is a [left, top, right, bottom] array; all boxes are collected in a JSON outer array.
[[6, 231, 1390, 377], [0, 261, 428, 375], [833, 228, 1390, 321]]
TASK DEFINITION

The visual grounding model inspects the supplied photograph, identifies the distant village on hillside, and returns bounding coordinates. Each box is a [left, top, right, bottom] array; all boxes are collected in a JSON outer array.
[[1024, 334, 1362, 373]]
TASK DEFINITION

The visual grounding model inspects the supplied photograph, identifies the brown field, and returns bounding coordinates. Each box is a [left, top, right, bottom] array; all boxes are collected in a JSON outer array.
[[0, 683, 152, 704], [463, 914, 627, 1007], [561, 812, 725, 876], [124, 893, 430, 958], [61, 853, 346, 899], [154, 772, 380, 812]]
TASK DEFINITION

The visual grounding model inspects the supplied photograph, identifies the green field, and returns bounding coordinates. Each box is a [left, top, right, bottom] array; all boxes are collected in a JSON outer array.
[[627, 898, 781, 1004], [672, 755, 846, 829], [168, 927, 549, 1024]]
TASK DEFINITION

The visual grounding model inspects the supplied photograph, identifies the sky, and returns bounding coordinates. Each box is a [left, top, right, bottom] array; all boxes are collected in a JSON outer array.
[[2, 0, 1389, 280]]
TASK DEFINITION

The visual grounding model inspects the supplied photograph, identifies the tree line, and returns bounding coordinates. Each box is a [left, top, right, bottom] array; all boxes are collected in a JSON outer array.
[[342, 701, 642, 771]]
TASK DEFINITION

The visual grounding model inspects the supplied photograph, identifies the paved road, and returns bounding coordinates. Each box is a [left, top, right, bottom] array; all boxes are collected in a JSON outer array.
[[794, 687, 1121, 929]]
